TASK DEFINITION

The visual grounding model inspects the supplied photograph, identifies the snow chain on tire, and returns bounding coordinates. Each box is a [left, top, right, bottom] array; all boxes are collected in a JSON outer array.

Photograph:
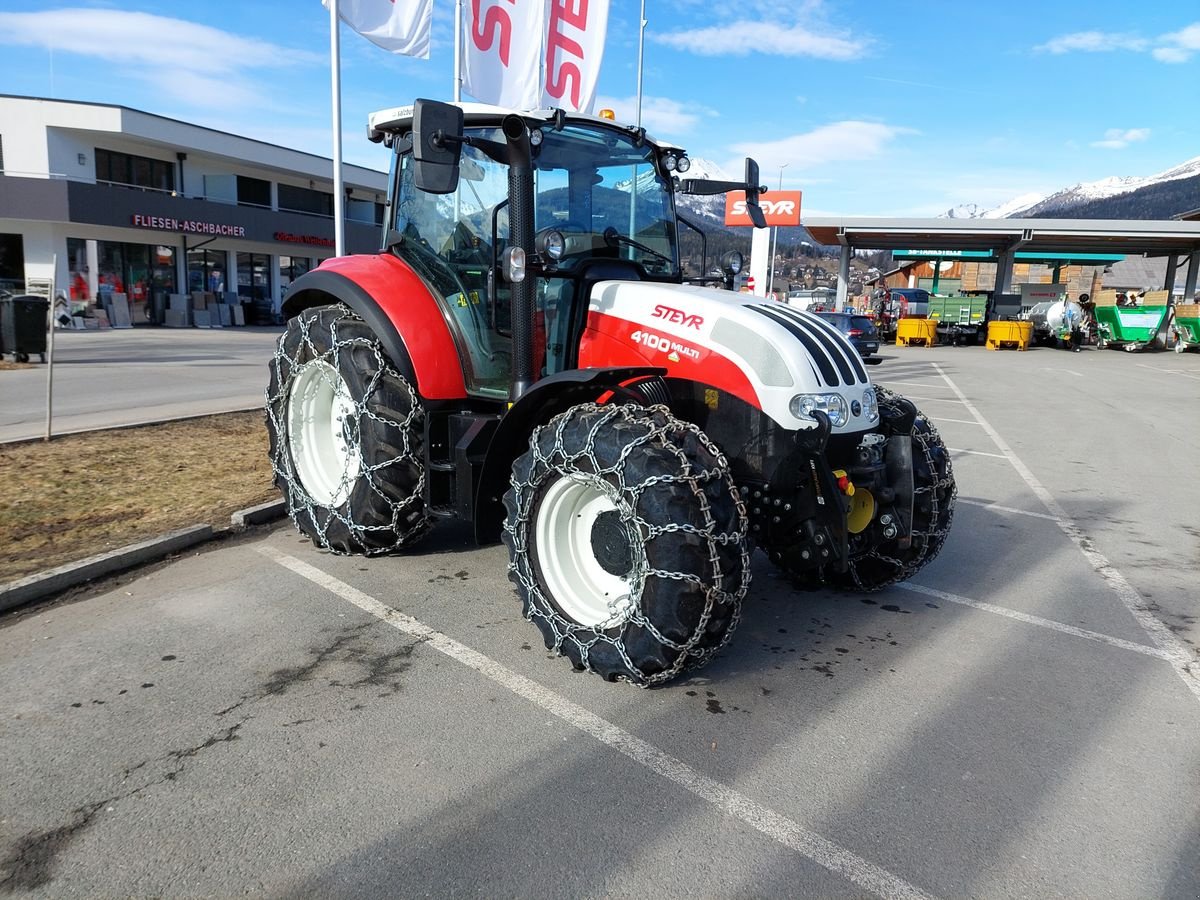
[[266, 304, 431, 555], [502, 403, 751, 686], [834, 386, 956, 591]]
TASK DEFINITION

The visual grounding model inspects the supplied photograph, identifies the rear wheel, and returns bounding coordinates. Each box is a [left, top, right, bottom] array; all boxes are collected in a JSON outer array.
[[502, 403, 750, 685], [266, 304, 430, 555], [832, 387, 956, 591]]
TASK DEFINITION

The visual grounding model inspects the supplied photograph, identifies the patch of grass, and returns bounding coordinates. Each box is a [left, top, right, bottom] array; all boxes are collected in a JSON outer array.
[[0, 411, 278, 582]]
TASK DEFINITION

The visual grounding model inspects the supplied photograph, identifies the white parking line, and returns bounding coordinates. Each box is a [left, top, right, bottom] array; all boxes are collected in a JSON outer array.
[[933, 364, 1200, 706], [896, 583, 1171, 661], [1136, 363, 1200, 381], [929, 416, 984, 426], [955, 498, 1058, 522], [879, 381, 954, 391], [259, 546, 936, 900], [947, 447, 1008, 459], [898, 395, 966, 404]]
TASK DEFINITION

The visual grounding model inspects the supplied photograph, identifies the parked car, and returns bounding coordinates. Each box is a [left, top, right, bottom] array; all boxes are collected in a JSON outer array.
[[815, 312, 880, 358]]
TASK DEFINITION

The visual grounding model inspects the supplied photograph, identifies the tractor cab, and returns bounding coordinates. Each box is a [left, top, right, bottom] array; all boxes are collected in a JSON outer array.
[[370, 100, 758, 401]]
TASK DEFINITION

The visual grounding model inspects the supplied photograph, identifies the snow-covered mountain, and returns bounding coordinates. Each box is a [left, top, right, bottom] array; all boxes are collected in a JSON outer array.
[[614, 156, 734, 222], [941, 156, 1200, 220]]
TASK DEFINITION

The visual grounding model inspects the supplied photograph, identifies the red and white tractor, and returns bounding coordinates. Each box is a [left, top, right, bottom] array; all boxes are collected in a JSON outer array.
[[266, 100, 956, 685]]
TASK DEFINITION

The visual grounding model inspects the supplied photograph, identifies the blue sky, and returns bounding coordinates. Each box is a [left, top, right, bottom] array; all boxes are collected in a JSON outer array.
[[0, 1, 1196, 216]]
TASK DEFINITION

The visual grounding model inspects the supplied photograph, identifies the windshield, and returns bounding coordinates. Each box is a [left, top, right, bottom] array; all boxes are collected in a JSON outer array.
[[531, 124, 679, 275], [389, 119, 680, 395], [393, 122, 679, 277]]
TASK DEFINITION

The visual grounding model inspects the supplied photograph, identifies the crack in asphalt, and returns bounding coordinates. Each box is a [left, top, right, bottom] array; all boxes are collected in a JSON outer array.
[[0, 716, 251, 894], [2, 624, 420, 892]]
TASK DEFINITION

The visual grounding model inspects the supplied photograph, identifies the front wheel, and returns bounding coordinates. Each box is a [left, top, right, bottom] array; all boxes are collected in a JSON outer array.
[[832, 387, 956, 591], [502, 404, 750, 685], [266, 304, 430, 555]]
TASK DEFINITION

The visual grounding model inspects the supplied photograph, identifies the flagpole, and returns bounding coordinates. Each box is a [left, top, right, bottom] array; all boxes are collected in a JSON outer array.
[[330, 0, 346, 257], [453, 0, 463, 101], [635, 0, 646, 128]]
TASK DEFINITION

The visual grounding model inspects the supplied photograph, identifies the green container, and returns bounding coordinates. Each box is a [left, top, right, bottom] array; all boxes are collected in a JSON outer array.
[[1175, 310, 1200, 344], [1095, 305, 1168, 344]]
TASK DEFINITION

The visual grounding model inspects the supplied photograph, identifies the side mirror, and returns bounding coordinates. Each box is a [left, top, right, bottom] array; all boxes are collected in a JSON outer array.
[[412, 99, 463, 195], [741, 159, 767, 229]]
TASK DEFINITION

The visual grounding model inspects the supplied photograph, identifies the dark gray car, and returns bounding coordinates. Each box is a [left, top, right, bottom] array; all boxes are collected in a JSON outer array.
[[815, 312, 880, 358]]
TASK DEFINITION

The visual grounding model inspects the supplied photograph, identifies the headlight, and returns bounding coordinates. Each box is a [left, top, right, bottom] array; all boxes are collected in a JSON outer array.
[[676, 155, 691, 173], [540, 230, 565, 261], [662, 154, 677, 172], [790, 392, 848, 427], [721, 250, 743, 275], [862, 387, 879, 423]]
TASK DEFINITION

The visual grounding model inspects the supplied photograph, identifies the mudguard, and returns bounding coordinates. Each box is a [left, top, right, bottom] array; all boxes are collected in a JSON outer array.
[[281, 254, 470, 401], [473, 366, 665, 543]]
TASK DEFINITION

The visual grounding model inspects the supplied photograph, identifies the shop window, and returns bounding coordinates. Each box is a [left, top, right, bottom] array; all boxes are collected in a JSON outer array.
[[278, 183, 334, 217], [279, 256, 312, 299], [239, 252, 274, 324], [237, 176, 272, 208], [95, 148, 175, 192], [187, 248, 226, 294], [0, 232, 24, 293], [152, 246, 177, 296], [67, 237, 89, 302], [96, 242, 130, 301]]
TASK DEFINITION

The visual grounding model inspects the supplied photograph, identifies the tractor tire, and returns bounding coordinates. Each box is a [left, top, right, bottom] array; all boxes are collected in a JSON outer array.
[[832, 386, 956, 592], [266, 303, 430, 555], [502, 403, 750, 686]]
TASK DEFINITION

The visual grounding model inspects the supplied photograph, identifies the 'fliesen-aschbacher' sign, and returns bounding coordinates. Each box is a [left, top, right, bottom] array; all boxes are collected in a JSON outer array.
[[129, 214, 246, 237]]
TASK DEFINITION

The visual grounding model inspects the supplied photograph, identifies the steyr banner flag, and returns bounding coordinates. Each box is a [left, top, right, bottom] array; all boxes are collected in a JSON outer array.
[[541, 0, 608, 114], [464, 0, 545, 110], [465, 0, 610, 113], [325, 0, 433, 58]]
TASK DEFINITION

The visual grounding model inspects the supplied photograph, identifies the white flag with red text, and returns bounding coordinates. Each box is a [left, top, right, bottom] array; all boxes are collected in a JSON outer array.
[[464, 0, 609, 113], [464, 0, 545, 109], [325, 0, 432, 59], [541, 0, 608, 114]]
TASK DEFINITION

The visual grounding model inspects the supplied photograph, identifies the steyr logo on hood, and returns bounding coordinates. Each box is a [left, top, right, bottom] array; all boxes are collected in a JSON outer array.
[[652, 304, 704, 329]]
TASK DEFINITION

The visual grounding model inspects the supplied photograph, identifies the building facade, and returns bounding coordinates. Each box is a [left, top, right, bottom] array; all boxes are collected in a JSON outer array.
[[0, 95, 389, 323]]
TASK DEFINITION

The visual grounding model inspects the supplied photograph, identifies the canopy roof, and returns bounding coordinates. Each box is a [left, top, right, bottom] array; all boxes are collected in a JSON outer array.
[[803, 217, 1200, 257]]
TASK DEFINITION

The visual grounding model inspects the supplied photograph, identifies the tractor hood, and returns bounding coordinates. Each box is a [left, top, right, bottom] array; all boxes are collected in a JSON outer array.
[[583, 281, 879, 434]]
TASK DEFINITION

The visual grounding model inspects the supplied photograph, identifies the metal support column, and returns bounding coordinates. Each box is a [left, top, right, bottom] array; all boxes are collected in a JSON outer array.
[[1163, 253, 1179, 297], [994, 249, 1016, 296], [1184, 250, 1200, 301], [836, 246, 851, 311]]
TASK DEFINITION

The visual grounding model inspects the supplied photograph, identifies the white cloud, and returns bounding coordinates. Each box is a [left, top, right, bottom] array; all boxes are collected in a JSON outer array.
[[1153, 21, 1200, 62], [1090, 127, 1151, 149], [653, 21, 870, 60], [1035, 30, 1148, 54], [0, 9, 322, 109], [594, 95, 718, 136], [1037, 21, 1200, 63], [728, 121, 913, 174]]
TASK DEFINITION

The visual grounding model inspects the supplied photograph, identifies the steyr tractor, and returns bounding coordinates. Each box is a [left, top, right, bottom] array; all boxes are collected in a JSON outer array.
[[266, 99, 956, 685]]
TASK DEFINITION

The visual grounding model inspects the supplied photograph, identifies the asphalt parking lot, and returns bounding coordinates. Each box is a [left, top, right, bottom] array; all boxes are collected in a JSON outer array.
[[2, 343, 1199, 898]]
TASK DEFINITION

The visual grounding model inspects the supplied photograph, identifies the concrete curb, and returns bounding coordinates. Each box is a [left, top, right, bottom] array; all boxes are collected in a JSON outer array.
[[231, 499, 288, 530], [1, 497, 291, 615], [0, 526, 214, 614]]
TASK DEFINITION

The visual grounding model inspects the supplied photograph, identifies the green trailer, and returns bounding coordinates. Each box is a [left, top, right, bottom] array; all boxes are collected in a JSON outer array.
[[927, 295, 988, 345], [1094, 303, 1170, 351], [1171, 303, 1200, 353]]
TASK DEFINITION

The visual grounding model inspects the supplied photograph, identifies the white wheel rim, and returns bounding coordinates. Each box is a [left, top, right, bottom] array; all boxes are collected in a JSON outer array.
[[287, 360, 362, 508], [534, 475, 636, 628]]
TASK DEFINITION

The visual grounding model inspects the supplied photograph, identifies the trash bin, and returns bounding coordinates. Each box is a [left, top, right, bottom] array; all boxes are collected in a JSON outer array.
[[0, 294, 49, 363]]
